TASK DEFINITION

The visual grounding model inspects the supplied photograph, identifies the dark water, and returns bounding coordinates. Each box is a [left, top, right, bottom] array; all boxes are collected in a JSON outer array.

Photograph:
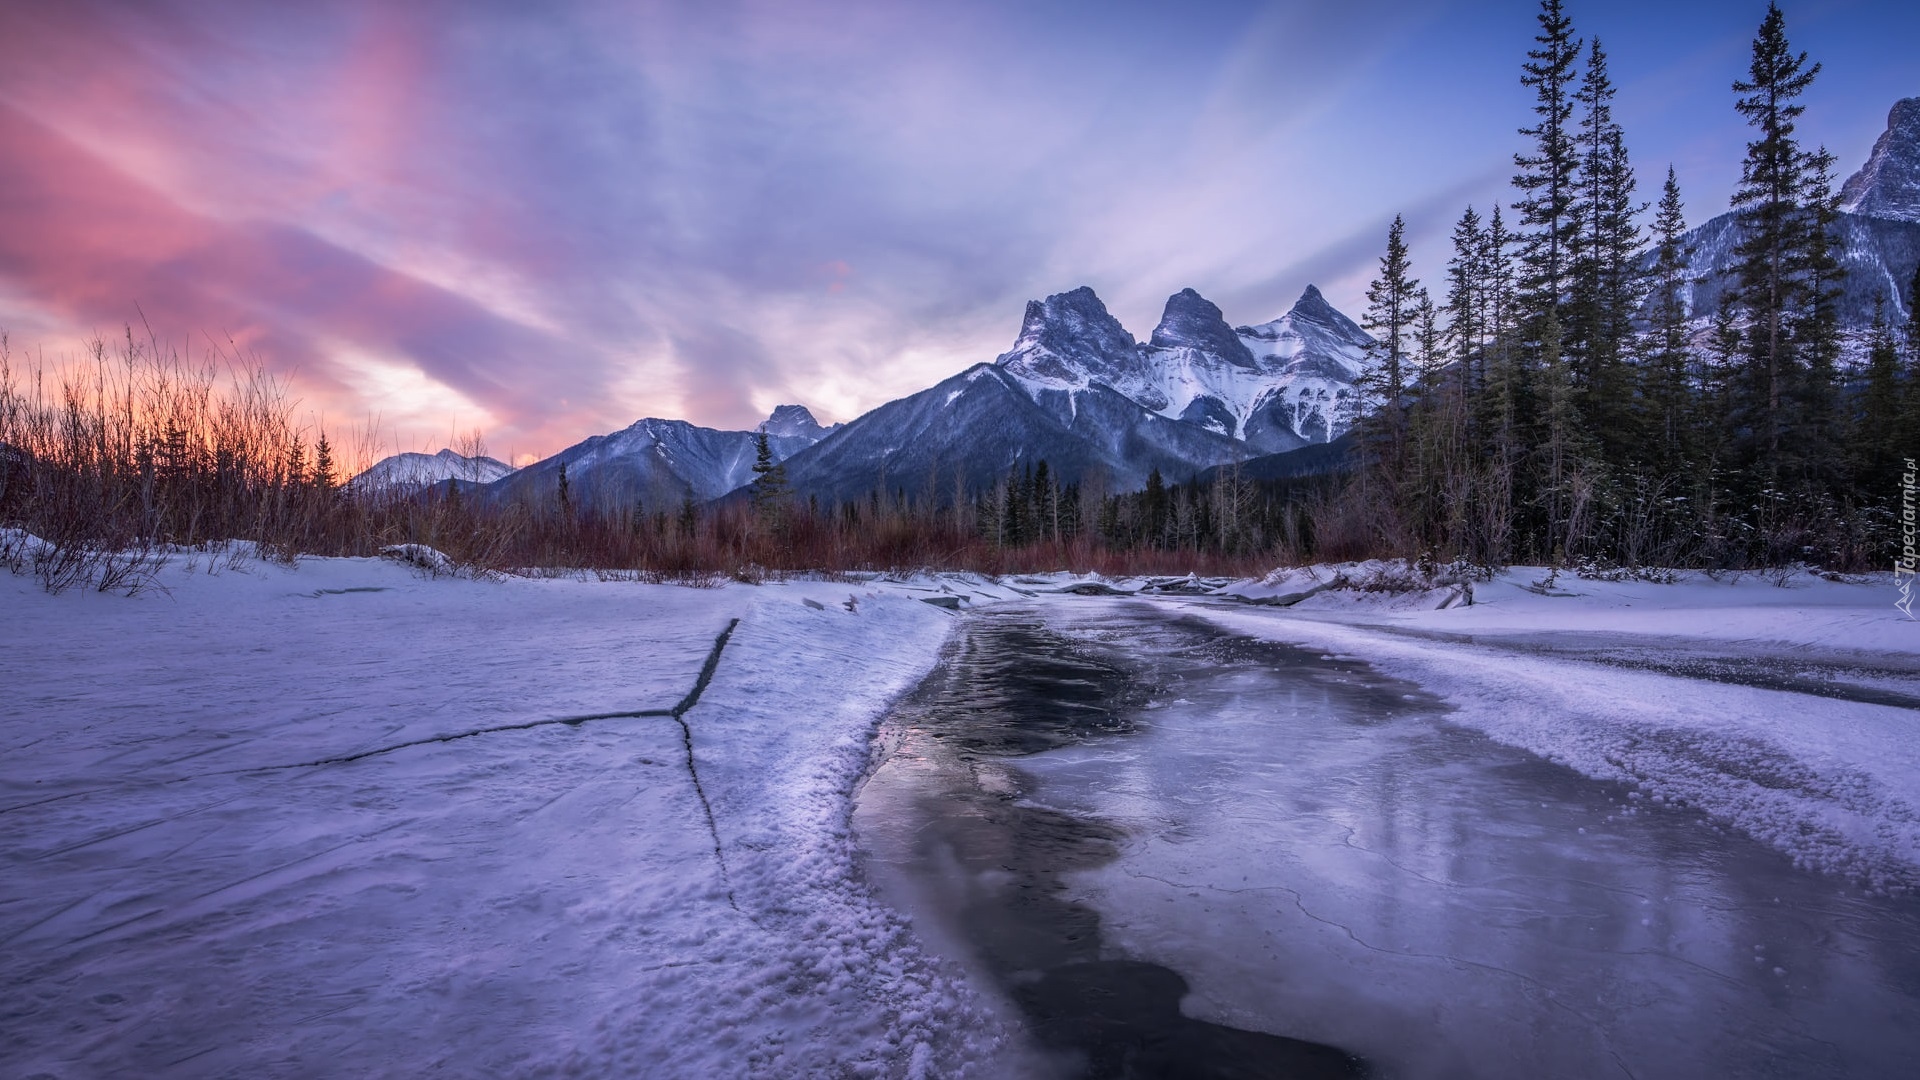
[[854, 600, 1920, 1080], [857, 607, 1414, 1077]]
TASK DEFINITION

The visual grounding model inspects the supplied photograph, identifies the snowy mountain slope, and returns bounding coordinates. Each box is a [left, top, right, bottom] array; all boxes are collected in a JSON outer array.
[[349, 448, 515, 492], [1233, 285, 1373, 451], [1841, 97, 1920, 223], [1673, 97, 1920, 329], [488, 406, 831, 509], [1674, 210, 1920, 328]]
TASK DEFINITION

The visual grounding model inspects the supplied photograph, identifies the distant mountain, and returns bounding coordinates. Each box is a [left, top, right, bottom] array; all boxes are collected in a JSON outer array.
[[758, 403, 839, 441], [485, 405, 832, 509], [763, 284, 1370, 505], [1675, 96, 1920, 329], [350, 448, 515, 493]]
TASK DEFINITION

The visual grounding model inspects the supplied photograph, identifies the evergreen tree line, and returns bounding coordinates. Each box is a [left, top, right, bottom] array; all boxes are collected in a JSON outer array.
[[966, 460, 1308, 558], [1337, 0, 1918, 571]]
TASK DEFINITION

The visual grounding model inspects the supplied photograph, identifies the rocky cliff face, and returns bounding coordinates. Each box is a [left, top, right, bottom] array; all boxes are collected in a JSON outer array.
[[1841, 97, 1920, 223], [757, 404, 836, 441]]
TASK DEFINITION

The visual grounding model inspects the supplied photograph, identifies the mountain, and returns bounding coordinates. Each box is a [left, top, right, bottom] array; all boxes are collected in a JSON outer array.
[[1115, 286, 1372, 453], [772, 364, 1253, 507], [758, 403, 838, 441], [1840, 97, 1920, 223], [995, 285, 1371, 455], [764, 285, 1371, 505], [1675, 96, 1920, 328], [350, 448, 515, 493], [485, 405, 831, 509], [1232, 286, 1373, 450]]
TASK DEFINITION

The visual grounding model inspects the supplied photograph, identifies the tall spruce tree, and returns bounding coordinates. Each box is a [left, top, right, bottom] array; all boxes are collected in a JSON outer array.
[[1361, 214, 1423, 414], [1513, 0, 1582, 322], [1512, 0, 1591, 560], [1794, 146, 1846, 495], [1446, 206, 1488, 375], [1729, 1, 1821, 486], [1435, 205, 1493, 559], [1568, 38, 1645, 465], [1642, 167, 1697, 478], [749, 431, 790, 536], [1855, 296, 1903, 496], [1476, 204, 1522, 563]]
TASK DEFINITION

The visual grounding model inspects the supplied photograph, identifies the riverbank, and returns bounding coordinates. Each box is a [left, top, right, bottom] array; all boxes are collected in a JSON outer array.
[[1, 553, 1024, 1078]]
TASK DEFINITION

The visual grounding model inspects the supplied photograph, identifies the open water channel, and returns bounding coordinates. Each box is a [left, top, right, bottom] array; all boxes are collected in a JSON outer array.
[[853, 599, 1920, 1079]]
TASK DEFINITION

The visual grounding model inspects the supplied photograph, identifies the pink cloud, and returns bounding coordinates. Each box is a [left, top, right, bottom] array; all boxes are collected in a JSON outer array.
[[0, 102, 606, 450]]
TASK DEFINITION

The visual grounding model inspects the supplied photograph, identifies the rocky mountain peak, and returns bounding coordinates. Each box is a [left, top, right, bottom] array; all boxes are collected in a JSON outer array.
[[996, 285, 1142, 386], [757, 404, 830, 441], [1147, 288, 1257, 368], [1285, 284, 1340, 324], [1840, 97, 1920, 222]]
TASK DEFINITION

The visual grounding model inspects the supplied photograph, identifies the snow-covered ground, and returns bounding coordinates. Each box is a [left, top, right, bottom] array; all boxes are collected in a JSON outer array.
[[7, 553, 1917, 1077], [1, 553, 1029, 1078]]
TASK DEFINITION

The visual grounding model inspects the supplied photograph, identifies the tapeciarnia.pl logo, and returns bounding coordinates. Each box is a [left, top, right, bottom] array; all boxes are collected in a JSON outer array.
[[1900, 457, 1916, 620]]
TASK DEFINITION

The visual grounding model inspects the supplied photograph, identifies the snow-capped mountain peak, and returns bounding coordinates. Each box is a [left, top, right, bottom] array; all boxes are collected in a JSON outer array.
[[984, 282, 1372, 455], [757, 404, 835, 441], [1236, 284, 1375, 381], [1147, 288, 1258, 369], [995, 285, 1149, 393], [350, 448, 515, 492], [1840, 97, 1920, 222]]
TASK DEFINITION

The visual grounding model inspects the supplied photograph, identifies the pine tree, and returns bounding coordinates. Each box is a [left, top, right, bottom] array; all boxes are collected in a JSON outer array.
[[286, 438, 307, 488], [313, 433, 337, 494], [1360, 214, 1425, 427], [1854, 296, 1902, 496], [1142, 468, 1168, 548], [1446, 206, 1488, 375], [1513, 0, 1582, 321], [749, 431, 790, 536], [1567, 38, 1645, 464], [1439, 205, 1491, 558], [1476, 204, 1522, 563], [1642, 167, 1697, 477], [1729, 1, 1822, 485], [1794, 146, 1846, 494]]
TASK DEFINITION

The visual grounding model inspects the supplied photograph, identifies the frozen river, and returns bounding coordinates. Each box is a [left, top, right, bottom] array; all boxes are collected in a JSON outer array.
[[855, 598, 1920, 1079]]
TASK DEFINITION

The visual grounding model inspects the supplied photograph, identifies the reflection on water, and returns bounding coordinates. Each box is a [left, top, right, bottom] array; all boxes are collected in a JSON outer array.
[[855, 601, 1920, 1079]]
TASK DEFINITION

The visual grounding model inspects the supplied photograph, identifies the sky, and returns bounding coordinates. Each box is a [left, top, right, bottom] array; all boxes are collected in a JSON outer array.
[[1, 0, 1915, 464]]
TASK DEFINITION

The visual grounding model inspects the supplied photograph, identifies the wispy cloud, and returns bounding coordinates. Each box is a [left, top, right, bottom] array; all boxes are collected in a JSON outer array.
[[0, 0, 1913, 453]]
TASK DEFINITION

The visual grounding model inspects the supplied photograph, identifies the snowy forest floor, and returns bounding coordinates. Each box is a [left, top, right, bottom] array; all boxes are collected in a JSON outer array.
[[3, 553, 1916, 1078]]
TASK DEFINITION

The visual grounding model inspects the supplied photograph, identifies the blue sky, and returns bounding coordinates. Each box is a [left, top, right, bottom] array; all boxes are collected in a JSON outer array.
[[0, 0, 1913, 461]]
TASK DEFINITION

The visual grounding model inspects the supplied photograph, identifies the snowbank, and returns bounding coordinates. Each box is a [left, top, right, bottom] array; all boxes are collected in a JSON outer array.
[[0, 555, 1026, 1077]]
